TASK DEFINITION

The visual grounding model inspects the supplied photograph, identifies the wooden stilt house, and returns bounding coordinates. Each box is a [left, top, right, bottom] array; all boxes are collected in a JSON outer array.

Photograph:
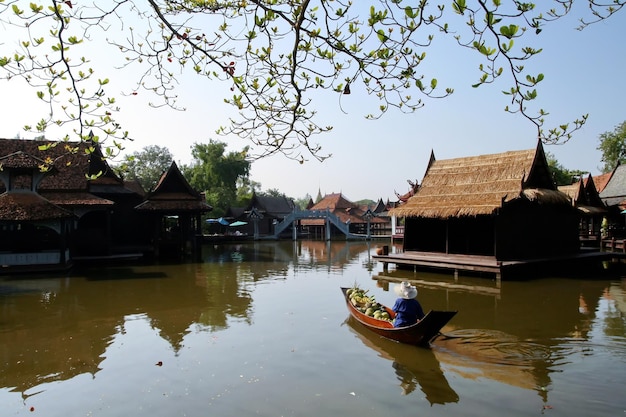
[[0, 139, 211, 272], [558, 174, 606, 245], [390, 141, 579, 261], [135, 161, 212, 260]]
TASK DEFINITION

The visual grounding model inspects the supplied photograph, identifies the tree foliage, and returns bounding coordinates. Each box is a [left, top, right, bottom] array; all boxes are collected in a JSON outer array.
[[0, 1, 622, 161], [597, 120, 626, 173], [182, 140, 251, 215], [545, 151, 584, 186], [118, 145, 174, 191]]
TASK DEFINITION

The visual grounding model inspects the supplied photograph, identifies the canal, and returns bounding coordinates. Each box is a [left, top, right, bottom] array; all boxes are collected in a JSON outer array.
[[1, 241, 625, 416]]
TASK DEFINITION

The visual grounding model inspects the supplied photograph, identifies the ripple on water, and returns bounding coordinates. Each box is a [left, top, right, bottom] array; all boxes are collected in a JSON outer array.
[[437, 329, 552, 366]]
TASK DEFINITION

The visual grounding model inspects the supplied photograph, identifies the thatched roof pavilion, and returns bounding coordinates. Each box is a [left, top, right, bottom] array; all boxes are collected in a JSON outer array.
[[391, 142, 569, 219], [391, 141, 579, 261]]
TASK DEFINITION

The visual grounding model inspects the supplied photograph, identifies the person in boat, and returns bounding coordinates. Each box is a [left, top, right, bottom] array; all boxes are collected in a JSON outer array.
[[392, 281, 425, 328]]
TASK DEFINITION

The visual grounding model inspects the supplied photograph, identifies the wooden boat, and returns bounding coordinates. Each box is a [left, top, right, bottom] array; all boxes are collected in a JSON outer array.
[[341, 287, 457, 347]]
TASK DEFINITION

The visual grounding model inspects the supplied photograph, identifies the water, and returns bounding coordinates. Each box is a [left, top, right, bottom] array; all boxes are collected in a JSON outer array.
[[1, 241, 625, 416]]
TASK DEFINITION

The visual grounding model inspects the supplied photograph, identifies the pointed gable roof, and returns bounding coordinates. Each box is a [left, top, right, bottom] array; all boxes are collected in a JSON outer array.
[[599, 163, 626, 207], [390, 141, 569, 218], [372, 199, 387, 214], [592, 171, 612, 194], [134, 161, 212, 212], [557, 177, 605, 214], [558, 179, 587, 206], [306, 192, 386, 225], [582, 174, 605, 208], [310, 192, 354, 211], [0, 138, 126, 193], [246, 192, 295, 218]]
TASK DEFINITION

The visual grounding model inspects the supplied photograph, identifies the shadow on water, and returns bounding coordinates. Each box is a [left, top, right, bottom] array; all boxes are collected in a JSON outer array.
[[373, 267, 626, 403], [344, 316, 459, 404]]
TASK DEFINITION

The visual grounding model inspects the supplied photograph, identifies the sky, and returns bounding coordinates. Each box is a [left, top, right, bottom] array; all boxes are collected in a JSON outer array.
[[0, 3, 625, 203]]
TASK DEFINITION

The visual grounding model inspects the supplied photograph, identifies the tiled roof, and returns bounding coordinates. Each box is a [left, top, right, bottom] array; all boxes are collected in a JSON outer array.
[[599, 164, 626, 206], [42, 192, 114, 207], [247, 193, 295, 216], [0, 138, 122, 192], [592, 171, 613, 194], [0, 151, 48, 170], [0, 191, 74, 221], [302, 192, 386, 225]]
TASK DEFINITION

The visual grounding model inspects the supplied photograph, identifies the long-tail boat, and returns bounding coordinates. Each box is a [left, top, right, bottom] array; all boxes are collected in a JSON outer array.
[[341, 287, 457, 347]]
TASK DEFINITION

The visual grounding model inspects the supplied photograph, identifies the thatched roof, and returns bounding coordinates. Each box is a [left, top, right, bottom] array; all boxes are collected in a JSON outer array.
[[558, 175, 606, 215], [558, 181, 585, 205], [390, 142, 569, 219]]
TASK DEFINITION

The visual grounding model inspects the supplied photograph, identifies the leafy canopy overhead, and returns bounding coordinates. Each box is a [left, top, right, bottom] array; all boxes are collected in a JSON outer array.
[[0, 0, 622, 162]]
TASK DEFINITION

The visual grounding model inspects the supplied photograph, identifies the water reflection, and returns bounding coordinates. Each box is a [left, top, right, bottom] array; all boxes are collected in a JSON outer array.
[[345, 316, 459, 404], [203, 240, 375, 274], [374, 268, 626, 404], [0, 262, 252, 395], [0, 241, 624, 417], [0, 241, 375, 399]]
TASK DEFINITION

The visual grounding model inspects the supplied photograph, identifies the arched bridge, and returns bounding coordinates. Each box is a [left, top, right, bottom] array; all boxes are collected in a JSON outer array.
[[258, 209, 384, 240]]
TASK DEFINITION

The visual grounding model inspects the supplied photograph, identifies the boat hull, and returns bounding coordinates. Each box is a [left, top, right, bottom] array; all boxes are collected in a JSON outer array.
[[341, 287, 457, 347]]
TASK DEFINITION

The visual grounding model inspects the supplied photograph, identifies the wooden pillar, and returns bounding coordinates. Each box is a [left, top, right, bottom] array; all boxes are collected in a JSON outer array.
[[325, 217, 331, 241]]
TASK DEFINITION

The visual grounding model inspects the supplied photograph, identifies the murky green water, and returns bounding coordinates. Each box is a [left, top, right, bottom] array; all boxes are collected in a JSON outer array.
[[1, 241, 625, 416]]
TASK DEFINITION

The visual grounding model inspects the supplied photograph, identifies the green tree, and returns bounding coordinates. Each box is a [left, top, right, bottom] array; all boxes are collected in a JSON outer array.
[[260, 189, 285, 198], [118, 145, 174, 191], [294, 194, 314, 210], [1, 1, 619, 160], [545, 151, 585, 186], [597, 121, 626, 173], [235, 177, 262, 208], [182, 140, 251, 216]]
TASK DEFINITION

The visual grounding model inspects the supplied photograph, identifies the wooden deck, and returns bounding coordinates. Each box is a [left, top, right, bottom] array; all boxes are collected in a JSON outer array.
[[372, 250, 623, 281]]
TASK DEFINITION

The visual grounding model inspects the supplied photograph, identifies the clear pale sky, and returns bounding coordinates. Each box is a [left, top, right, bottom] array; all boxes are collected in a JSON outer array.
[[1, 4, 624, 202]]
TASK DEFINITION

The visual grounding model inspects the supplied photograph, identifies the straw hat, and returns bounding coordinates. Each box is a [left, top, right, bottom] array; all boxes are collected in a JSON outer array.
[[394, 281, 418, 299]]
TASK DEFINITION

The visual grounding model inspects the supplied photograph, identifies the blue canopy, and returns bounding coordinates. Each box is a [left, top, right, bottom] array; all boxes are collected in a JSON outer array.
[[229, 221, 247, 227], [206, 217, 230, 225]]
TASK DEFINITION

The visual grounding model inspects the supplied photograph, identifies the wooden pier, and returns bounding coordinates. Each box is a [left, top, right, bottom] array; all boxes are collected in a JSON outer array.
[[372, 250, 624, 281]]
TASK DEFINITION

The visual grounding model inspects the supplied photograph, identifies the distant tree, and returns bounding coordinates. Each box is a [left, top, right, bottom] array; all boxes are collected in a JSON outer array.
[[545, 151, 584, 186], [119, 145, 174, 191], [597, 121, 626, 173], [235, 177, 262, 208], [356, 199, 376, 207], [260, 188, 285, 198], [182, 140, 250, 215], [294, 194, 314, 210]]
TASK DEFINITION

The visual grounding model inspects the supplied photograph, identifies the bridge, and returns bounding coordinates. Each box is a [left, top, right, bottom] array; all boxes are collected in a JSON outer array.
[[252, 208, 388, 240]]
